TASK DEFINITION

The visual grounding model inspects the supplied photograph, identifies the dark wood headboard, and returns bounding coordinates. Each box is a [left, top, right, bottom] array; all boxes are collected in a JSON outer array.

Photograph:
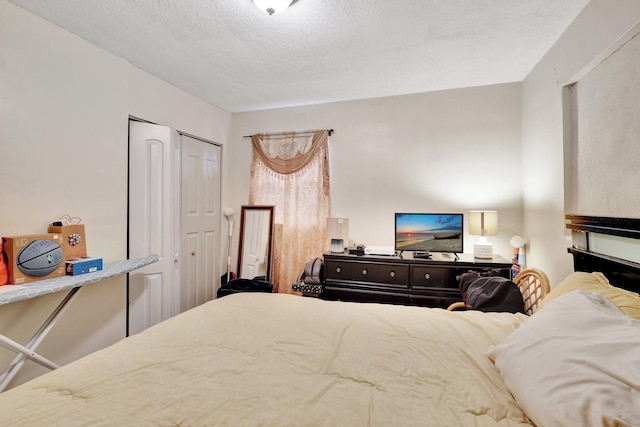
[[566, 215, 640, 294]]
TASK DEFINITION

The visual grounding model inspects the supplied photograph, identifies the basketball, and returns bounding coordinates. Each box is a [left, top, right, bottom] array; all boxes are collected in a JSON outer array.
[[16, 239, 64, 277]]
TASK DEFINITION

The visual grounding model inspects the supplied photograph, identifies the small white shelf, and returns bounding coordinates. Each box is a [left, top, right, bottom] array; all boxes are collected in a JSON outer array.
[[0, 256, 159, 306]]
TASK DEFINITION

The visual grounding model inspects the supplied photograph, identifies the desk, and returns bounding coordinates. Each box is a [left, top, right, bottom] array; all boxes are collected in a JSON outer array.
[[0, 256, 158, 391]]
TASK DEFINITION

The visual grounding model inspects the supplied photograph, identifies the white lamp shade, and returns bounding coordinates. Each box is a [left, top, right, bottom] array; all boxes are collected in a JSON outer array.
[[469, 210, 498, 236], [253, 0, 293, 15]]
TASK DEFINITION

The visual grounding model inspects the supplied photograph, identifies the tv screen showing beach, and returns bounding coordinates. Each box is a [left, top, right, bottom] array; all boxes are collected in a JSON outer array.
[[395, 213, 463, 253]]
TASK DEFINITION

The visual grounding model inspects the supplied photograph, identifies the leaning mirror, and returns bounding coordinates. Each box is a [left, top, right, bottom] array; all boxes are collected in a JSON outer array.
[[237, 205, 274, 281]]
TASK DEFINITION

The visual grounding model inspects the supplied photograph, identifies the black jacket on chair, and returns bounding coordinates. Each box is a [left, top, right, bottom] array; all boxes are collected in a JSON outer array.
[[459, 272, 524, 314]]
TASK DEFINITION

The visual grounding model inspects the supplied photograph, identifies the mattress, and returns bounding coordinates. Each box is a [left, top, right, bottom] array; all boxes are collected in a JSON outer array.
[[0, 293, 531, 426]]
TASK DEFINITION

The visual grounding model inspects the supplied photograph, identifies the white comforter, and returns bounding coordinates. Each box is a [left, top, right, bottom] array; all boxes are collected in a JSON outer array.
[[0, 293, 532, 426]]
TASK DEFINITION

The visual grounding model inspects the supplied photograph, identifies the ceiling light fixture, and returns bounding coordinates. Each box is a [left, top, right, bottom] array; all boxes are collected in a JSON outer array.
[[253, 0, 294, 15]]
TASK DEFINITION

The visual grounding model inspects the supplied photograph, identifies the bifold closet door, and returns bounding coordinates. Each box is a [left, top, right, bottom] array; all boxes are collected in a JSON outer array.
[[180, 135, 221, 312], [128, 121, 180, 335]]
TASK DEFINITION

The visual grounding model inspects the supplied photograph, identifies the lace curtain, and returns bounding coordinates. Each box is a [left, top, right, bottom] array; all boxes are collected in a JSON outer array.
[[249, 130, 331, 293]]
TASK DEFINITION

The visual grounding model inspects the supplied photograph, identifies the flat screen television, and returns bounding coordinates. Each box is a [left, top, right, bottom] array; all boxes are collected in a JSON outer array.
[[394, 213, 463, 255]]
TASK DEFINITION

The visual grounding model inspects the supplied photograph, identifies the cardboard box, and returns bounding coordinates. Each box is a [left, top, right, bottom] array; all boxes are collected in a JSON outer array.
[[65, 257, 103, 276], [2, 234, 66, 284], [48, 224, 87, 260]]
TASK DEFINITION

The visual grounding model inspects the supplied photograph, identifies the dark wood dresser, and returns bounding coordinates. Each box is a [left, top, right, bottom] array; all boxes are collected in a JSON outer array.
[[322, 252, 512, 308]]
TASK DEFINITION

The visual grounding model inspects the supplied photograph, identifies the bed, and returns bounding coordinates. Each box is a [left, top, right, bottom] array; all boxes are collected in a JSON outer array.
[[0, 215, 638, 426]]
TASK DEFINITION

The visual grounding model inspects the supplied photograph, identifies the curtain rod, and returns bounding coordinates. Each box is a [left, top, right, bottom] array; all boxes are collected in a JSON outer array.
[[243, 129, 334, 138]]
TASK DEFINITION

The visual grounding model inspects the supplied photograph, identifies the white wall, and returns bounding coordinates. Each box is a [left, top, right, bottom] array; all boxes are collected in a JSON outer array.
[[0, 1, 231, 388], [521, 0, 640, 285], [227, 84, 523, 265]]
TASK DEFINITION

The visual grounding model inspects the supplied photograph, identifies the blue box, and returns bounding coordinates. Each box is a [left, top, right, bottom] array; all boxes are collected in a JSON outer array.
[[65, 257, 103, 276]]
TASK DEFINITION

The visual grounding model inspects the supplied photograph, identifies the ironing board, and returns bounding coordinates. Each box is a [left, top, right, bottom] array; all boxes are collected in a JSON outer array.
[[0, 256, 158, 392]]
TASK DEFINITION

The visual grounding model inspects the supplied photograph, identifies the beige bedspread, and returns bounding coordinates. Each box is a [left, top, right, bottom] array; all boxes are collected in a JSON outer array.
[[0, 293, 531, 426]]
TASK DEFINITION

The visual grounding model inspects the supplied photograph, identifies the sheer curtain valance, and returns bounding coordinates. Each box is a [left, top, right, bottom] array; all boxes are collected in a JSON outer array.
[[251, 130, 328, 175]]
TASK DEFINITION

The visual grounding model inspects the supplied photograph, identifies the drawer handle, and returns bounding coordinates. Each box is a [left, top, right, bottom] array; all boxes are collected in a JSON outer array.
[[336, 267, 342, 273], [424, 273, 431, 280], [362, 269, 368, 275], [389, 271, 395, 278]]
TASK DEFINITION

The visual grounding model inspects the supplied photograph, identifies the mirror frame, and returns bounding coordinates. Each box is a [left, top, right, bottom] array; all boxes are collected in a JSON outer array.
[[237, 205, 275, 282]]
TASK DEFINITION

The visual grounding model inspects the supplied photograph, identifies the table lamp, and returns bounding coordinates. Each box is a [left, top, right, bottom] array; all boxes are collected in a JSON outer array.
[[469, 210, 498, 259]]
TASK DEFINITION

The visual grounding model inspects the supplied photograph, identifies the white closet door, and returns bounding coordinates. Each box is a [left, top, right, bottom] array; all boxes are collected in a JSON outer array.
[[128, 121, 180, 335], [180, 135, 221, 312]]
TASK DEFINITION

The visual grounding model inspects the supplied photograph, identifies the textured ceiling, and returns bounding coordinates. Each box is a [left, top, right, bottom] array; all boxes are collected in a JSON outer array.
[[9, 0, 591, 113]]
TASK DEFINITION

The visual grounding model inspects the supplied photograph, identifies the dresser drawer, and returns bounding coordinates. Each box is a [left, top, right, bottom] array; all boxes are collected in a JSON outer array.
[[349, 262, 378, 282], [376, 263, 409, 286], [350, 262, 408, 286], [323, 284, 410, 305], [410, 265, 460, 290], [325, 259, 354, 281], [327, 259, 408, 287]]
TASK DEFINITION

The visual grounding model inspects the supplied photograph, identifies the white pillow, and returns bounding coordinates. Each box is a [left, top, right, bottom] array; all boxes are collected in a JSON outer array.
[[538, 271, 640, 320], [488, 290, 640, 427]]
